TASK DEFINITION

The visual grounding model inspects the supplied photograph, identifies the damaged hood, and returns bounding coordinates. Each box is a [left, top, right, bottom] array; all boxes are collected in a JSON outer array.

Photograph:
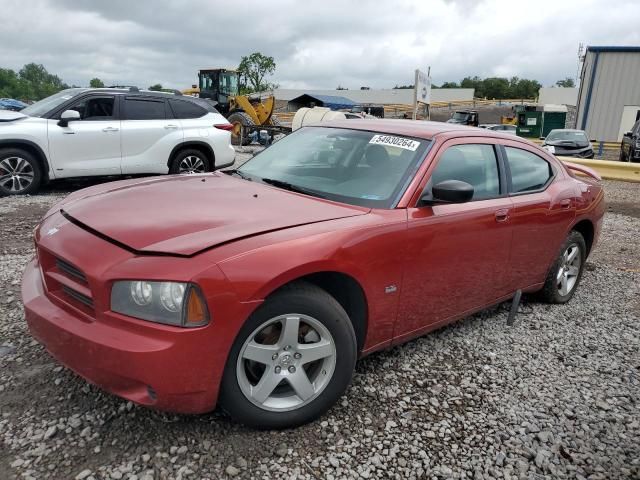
[[58, 173, 369, 256]]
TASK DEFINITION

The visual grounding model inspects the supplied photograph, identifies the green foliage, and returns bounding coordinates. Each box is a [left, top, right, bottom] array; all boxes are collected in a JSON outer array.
[[0, 63, 69, 101], [90, 77, 105, 88], [555, 77, 575, 88], [459, 75, 541, 99], [393, 84, 414, 89], [237, 52, 276, 94], [148, 84, 163, 91]]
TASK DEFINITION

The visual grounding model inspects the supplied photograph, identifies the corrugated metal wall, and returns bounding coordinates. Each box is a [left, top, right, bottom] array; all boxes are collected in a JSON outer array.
[[576, 50, 640, 142]]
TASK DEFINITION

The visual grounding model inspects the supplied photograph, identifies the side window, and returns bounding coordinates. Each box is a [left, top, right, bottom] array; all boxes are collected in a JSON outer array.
[[169, 100, 207, 119], [504, 147, 553, 193], [633, 120, 640, 136], [430, 144, 500, 200], [123, 98, 167, 120], [66, 96, 115, 120]]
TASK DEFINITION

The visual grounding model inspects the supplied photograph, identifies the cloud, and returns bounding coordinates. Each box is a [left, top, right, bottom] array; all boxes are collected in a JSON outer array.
[[1, 0, 639, 90]]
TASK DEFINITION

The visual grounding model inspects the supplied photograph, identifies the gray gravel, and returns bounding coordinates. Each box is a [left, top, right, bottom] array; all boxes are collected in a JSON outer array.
[[1, 171, 638, 479]]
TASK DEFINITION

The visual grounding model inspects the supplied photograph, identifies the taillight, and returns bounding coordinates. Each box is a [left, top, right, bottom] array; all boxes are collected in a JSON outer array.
[[214, 123, 234, 131]]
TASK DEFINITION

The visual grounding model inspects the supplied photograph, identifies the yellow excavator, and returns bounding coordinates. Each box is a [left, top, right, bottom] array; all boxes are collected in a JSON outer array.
[[182, 68, 284, 144]]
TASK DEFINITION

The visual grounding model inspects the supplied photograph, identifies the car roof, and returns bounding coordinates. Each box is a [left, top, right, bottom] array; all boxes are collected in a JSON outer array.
[[311, 118, 536, 145]]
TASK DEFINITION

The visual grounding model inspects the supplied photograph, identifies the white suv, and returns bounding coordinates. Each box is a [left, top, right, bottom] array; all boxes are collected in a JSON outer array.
[[0, 87, 235, 195]]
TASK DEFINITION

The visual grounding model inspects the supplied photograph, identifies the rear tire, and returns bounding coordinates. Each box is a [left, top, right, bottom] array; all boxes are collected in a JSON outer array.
[[227, 111, 255, 146], [539, 231, 586, 304], [169, 149, 211, 174], [219, 282, 357, 429], [619, 149, 626, 162], [0, 148, 42, 196]]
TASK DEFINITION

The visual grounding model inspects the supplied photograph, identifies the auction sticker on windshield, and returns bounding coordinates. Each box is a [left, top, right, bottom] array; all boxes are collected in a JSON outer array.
[[369, 135, 420, 151]]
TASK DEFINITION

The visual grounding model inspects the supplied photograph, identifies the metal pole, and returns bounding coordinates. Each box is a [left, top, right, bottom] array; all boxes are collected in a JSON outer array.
[[412, 69, 419, 120]]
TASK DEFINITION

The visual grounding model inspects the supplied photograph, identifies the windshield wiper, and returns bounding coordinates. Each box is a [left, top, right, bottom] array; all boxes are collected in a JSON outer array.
[[260, 177, 326, 199], [225, 169, 253, 181]]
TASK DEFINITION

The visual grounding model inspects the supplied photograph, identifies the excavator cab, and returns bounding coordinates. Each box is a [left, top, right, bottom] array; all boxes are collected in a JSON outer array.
[[197, 69, 239, 114]]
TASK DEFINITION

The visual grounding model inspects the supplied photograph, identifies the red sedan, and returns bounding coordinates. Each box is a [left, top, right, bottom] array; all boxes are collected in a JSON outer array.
[[22, 120, 605, 429]]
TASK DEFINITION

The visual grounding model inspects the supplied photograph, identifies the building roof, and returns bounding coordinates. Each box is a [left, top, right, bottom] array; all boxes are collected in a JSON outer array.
[[586, 46, 640, 53]]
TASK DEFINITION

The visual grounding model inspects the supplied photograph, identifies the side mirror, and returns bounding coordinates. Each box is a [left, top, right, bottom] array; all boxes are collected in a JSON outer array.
[[422, 180, 474, 205], [58, 109, 80, 127], [623, 131, 632, 138], [539, 136, 546, 140]]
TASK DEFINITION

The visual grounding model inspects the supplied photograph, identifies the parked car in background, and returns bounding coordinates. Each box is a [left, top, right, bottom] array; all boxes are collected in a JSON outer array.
[[0, 87, 235, 196], [542, 129, 594, 159], [23, 119, 605, 429], [0, 98, 27, 111], [486, 124, 517, 135], [620, 119, 640, 162]]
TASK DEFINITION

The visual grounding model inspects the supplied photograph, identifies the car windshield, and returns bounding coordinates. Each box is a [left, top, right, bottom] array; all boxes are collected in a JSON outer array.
[[21, 88, 87, 117], [237, 127, 430, 208], [452, 112, 469, 121], [546, 130, 588, 143]]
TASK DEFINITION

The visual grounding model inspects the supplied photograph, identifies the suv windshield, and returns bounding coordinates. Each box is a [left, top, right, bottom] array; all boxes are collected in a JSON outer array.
[[21, 88, 87, 118], [546, 130, 588, 144], [237, 127, 429, 208]]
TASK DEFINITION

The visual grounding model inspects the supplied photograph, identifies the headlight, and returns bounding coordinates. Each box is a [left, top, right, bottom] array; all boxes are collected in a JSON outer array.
[[111, 281, 209, 327]]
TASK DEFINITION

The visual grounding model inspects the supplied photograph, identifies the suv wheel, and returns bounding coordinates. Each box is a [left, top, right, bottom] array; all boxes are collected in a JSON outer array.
[[169, 149, 211, 174], [0, 148, 42, 196], [219, 282, 357, 429]]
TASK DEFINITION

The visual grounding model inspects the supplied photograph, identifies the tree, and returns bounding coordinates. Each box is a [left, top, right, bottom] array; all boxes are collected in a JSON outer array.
[[18, 63, 68, 100], [237, 52, 276, 93], [392, 84, 414, 89], [90, 77, 105, 88], [148, 84, 163, 91], [555, 77, 575, 88], [440, 81, 459, 88]]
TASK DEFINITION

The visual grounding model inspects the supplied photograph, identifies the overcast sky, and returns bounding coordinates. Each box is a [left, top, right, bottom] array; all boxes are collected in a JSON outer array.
[[2, 0, 639, 90]]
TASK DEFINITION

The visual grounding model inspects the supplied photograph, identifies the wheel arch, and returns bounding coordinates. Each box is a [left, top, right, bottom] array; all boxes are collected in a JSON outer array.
[[260, 270, 369, 354], [167, 142, 216, 171], [571, 219, 595, 256], [0, 139, 51, 181]]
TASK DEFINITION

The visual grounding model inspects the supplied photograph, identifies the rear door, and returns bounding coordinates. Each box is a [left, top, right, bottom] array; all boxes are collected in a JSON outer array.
[[46, 94, 121, 177], [120, 96, 183, 174], [394, 139, 514, 342], [501, 144, 576, 289]]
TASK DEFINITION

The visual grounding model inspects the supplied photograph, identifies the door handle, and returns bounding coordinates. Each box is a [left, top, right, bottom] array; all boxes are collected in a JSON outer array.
[[495, 208, 510, 222], [102, 127, 119, 132], [62, 131, 76, 135], [164, 124, 179, 129], [560, 199, 571, 209]]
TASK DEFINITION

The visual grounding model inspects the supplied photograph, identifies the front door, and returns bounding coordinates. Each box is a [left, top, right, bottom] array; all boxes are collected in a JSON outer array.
[[47, 94, 121, 178], [394, 140, 513, 343]]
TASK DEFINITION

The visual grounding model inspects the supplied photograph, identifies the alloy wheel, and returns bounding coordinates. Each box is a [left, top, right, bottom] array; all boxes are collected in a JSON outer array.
[[178, 155, 205, 174], [557, 244, 582, 296], [236, 314, 336, 412], [0, 156, 34, 193]]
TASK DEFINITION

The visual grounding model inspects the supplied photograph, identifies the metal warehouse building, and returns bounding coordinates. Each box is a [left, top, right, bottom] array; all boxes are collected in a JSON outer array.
[[576, 46, 640, 142]]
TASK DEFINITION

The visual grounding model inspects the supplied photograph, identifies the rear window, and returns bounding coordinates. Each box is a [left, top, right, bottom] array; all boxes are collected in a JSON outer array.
[[505, 147, 553, 193], [123, 98, 167, 120], [169, 99, 207, 119]]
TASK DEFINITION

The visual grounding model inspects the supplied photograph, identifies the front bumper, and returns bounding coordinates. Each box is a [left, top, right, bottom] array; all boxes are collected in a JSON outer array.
[[22, 257, 223, 414]]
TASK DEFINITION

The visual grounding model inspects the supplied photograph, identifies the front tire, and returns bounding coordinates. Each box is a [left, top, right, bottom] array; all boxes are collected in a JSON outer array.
[[169, 149, 211, 174], [219, 282, 357, 429], [0, 148, 42, 196], [539, 231, 586, 304]]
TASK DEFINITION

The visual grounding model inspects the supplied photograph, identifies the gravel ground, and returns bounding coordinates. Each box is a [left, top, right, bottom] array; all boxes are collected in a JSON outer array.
[[1, 169, 638, 480]]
